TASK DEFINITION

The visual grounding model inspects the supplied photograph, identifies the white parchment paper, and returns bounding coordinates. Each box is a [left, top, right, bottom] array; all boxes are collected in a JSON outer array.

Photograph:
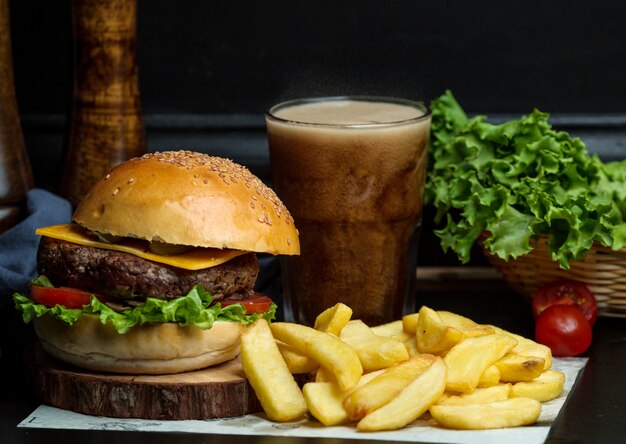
[[18, 357, 586, 444]]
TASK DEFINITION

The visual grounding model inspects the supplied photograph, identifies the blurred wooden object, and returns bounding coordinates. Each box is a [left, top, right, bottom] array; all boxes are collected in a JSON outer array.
[[0, 0, 34, 233], [60, 0, 146, 207]]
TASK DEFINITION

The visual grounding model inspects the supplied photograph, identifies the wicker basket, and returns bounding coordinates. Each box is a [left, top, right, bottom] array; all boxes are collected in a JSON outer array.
[[482, 237, 626, 318]]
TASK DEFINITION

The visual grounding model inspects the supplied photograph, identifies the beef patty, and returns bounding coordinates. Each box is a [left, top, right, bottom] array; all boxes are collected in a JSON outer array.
[[37, 237, 259, 302]]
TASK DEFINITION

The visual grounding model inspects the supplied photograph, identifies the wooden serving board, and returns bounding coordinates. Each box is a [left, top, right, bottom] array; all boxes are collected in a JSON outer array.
[[26, 342, 262, 420]]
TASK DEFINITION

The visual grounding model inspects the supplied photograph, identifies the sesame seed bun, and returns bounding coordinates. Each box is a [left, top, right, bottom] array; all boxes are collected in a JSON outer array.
[[73, 150, 300, 255], [33, 315, 245, 374]]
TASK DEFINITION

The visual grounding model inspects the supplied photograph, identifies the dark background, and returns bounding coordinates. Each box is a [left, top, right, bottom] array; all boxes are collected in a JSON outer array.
[[10, 0, 626, 114], [7, 0, 626, 266], [3, 5, 626, 440]]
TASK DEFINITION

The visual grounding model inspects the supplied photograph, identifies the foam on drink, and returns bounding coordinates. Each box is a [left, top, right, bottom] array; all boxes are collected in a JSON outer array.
[[272, 99, 425, 125]]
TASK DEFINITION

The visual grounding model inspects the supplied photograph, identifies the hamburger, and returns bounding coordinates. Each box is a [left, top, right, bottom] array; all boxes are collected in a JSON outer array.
[[13, 150, 299, 374]]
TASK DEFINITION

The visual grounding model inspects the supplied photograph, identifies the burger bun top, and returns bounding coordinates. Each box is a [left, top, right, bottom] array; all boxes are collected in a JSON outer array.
[[73, 151, 299, 255]]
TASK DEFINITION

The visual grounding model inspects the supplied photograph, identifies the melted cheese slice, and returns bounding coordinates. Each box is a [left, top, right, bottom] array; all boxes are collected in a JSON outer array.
[[36, 224, 246, 271]]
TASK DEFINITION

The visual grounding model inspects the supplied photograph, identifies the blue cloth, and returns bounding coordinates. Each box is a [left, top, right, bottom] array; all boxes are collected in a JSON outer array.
[[0, 189, 71, 364], [0, 188, 72, 296]]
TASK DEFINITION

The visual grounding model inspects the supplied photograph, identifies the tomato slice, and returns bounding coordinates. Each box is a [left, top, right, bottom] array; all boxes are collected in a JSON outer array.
[[535, 304, 592, 357], [532, 280, 597, 326], [219, 294, 273, 314], [31, 286, 105, 309]]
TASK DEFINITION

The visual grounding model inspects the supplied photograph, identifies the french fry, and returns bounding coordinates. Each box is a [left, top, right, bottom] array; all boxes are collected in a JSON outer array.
[[491, 325, 553, 370], [510, 369, 565, 402], [415, 307, 496, 355], [356, 357, 447, 431], [270, 322, 363, 391], [303, 370, 383, 426], [404, 337, 420, 357], [243, 304, 565, 433], [402, 312, 419, 334], [344, 354, 436, 421], [276, 341, 320, 374], [437, 311, 496, 338], [444, 334, 517, 393], [315, 365, 335, 382], [302, 383, 346, 427], [477, 364, 501, 388], [416, 306, 465, 353], [459, 325, 496, 338], [495, 353, 545, 382], [430, 397, 541, 430], [240, 319, 307, 421], [370, 320, 413, 343], [437, 311, 478, 330], [339, 320, 409, 372], [314, 303, 353, 335], [436, 384, 511, 406]]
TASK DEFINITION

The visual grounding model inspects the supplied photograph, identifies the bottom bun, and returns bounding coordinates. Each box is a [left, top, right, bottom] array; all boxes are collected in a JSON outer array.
[[33, 315, 244, 374]]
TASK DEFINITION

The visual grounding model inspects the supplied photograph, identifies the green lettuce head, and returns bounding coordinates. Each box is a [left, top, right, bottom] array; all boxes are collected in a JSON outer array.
[[426, 90, 626, 268]]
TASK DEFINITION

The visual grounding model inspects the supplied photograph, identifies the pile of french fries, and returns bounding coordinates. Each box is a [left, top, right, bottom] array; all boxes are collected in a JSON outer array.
[[240, 303, 565, 432]]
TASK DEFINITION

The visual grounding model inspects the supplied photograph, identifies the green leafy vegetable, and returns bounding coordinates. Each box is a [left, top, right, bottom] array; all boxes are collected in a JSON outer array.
[[13, 282, 276, 334], [426, 90, 626, 268]]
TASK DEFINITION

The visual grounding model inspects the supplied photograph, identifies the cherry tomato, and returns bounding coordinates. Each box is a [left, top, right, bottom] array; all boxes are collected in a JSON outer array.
[[535, 305, 592, 356], [532, 280, 597, 326], [219, 294, 273, 314], [31, 286, 105, 309]]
